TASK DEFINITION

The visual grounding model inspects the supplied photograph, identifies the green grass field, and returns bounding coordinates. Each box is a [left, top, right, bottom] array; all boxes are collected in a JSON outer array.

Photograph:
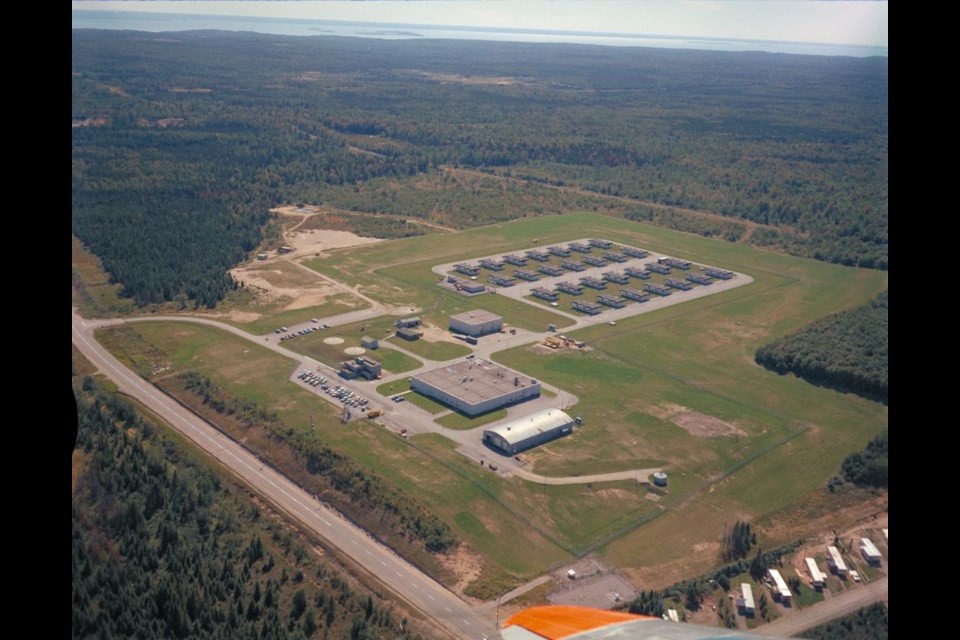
[[93, 212, 888, 588], [435, 408, 508, 430]]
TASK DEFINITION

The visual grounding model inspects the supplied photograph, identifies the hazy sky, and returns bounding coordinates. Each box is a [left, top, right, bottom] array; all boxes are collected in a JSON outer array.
[[73, 1, 888, 47]]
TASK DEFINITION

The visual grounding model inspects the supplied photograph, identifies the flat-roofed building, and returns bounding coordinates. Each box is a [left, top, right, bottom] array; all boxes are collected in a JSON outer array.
[[489, 275, 516, 287], [455, 263, 481, 276], [622, 246, 649, 258], [589, 238, 613, 248], [767, 569, 792, 604], [538, 264, 565, 277], [705, 267, 734, 280], [449, 309, 503, 337], [579, 276, 607, 290], [513, 268, 540, 281], [602, 271, 630, 284], [503, 254, 528, 266], [339, 356, 382, 380], [556, 281, 584, 295], [597, 295, 626, 308], [483, 408, 573, 455], [571, 300, 602, 315], [826, 546, 847, 576], [395, 317, 421, 328], [569, 242, 592, 253], [583, 255, 608, 267], [396, 327, 421, 341], [738, 583, 755, 616], [413, 358, 541, 416], [548, 245, 571, 257], [480, 258, 505, 271], [531, 287, 559, 301], [526, 249, 550, 261], [603, 251, 629, 263], [860, 538, 882, 565], [624, 267, 651, 280], [461, 282, 486, 294], [805, 558, 825, 588], [620, 288, 650, 303], [561, 259, 586, 272]]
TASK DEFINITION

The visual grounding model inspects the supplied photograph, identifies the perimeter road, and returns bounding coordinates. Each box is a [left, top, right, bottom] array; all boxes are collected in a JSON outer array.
[[72, 311, 500, 640]]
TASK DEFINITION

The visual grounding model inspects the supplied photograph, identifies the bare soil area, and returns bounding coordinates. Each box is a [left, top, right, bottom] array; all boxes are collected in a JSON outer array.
[[648, 403, 746, 438], [436, 545, 485, 598]]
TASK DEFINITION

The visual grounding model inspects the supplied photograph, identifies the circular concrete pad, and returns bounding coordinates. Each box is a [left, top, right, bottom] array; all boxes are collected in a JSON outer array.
[[323, 337, 345, 345], [344, 347, 365, 356]]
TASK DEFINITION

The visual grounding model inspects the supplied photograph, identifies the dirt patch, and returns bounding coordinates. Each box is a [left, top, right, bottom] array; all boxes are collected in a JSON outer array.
[[417, 324, 461, 344], [344, 347, 365, 356], [323, 337, 345, 345], [270, 205, 384, 256], [436, 545, 485, 597], [648, 403, 746, 438]]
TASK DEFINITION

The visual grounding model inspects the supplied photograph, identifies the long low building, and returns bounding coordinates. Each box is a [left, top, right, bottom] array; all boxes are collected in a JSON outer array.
[[483, 409, 574, 455], [411, 358, 540, 416]]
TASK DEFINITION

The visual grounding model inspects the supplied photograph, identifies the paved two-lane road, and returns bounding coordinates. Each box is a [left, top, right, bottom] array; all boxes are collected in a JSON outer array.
[[72, 311, 500, 640]]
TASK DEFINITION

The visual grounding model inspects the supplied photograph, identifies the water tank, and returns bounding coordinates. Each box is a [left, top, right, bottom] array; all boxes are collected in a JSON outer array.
[[653, 472, 668, 487]]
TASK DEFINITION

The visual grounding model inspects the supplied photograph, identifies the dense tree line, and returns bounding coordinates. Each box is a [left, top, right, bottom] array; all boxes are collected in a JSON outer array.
[[73, 30, 886, 307], [799, 602, 888, 640], [755, 291, 888, 402], [73, 381, 422, 639], [830, 431, 888, 491], [176, 371, 457, 553]]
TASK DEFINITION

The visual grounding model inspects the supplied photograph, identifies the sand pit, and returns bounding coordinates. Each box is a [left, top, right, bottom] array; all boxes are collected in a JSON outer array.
[[323, 337, 345, 345], [344, 347, 366, 356]]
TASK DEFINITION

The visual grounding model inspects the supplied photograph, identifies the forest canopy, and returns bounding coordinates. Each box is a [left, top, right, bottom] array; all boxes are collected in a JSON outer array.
[[73, 30, 887, 307], [754, 290, 888, 402]]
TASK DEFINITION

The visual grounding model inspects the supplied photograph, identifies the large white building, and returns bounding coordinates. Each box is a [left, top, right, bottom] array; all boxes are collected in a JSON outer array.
[[483, 409, 574, 455], [449, 309, 503, 337], [411, 358, 540, 416]]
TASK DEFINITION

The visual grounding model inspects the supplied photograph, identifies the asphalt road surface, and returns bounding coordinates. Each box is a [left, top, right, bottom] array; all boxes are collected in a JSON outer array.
[[73, 311, 500, 640], [763, 576, 888, 637]]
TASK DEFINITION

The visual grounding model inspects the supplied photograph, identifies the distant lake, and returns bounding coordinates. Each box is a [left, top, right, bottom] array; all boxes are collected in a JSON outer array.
[[71, 10, 887, 58]]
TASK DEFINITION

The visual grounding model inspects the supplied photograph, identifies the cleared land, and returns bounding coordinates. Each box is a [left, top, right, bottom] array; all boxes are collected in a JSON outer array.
[[94, 212, 887, 590]]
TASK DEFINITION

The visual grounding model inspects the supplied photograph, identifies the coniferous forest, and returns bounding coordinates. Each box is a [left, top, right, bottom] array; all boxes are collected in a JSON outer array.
[[73, 30, 887, 308], [754, 291, 888, 402], [72, 380, 423, 640]]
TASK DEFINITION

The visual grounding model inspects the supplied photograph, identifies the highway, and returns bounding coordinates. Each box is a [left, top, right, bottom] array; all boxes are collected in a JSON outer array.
[[72, 311, 500, 640]]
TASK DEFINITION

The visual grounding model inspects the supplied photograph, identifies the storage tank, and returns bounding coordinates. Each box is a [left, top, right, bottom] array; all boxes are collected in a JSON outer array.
[[653, 472, 668, 487]]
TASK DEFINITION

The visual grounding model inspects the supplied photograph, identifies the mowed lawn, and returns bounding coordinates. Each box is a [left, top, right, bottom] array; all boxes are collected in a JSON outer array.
[[98, 212, 887, 583]]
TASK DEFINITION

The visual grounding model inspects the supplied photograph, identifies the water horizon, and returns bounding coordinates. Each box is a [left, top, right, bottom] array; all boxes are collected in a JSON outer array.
[[71, 10, 888, 59]]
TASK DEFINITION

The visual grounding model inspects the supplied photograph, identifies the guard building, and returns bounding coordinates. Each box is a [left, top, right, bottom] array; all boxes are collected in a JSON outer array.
[[339, 356, 382, 380], [449, 310, 503, 337], [412, 358, 541, 416], [483, 408, 574, 455]]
